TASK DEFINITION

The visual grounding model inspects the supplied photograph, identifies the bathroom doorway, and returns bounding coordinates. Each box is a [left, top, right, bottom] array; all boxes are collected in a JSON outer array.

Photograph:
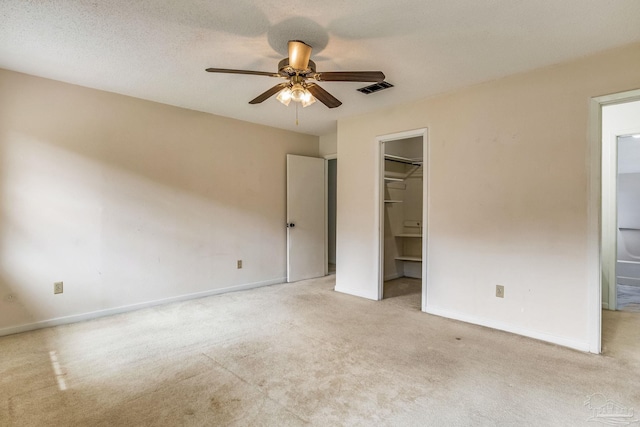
[[615, 133, 640, 311], [597, 96, 640, 357]]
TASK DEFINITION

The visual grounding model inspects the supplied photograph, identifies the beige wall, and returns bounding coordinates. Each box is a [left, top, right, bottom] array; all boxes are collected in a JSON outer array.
[[319, 132, 337, 157], [0, 69, 318, 333], [335, 43, 640, 351]]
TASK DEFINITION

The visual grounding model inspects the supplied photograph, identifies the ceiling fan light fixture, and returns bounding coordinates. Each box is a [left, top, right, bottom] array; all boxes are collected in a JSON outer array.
[[301, 91, 316, 108], [277, 84, 316, 107], [290, 83, 306, 102], [276, 87, 292, 106]]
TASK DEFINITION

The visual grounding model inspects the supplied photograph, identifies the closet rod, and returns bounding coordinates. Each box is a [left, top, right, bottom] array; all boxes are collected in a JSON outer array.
[[384, 154, 423, 165]]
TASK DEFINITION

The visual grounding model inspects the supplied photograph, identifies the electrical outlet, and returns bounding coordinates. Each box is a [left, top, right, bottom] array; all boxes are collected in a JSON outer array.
[[237, 260, 242, 269], [496, 285, 504, 298], [54, 281, 63, 295]]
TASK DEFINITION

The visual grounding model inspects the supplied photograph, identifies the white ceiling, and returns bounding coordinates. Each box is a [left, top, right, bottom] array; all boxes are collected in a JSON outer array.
[[2, 1, 640, 136]]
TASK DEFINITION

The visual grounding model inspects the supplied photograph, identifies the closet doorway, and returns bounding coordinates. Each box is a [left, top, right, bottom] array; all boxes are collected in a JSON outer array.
[[378, 129, 428, 310]]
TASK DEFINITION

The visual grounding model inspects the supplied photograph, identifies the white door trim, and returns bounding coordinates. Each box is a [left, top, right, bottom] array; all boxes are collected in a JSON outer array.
[[588, 89, 640, 354], [325, 159, 329, 276], [376, 128, 429, 308]]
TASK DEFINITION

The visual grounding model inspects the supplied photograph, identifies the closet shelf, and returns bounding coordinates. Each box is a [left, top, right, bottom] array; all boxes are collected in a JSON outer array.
[[384, 200, 403, 203], [395, 233, 422, 238], [384, 176, 404, 182], [395, 256, 422, 262]]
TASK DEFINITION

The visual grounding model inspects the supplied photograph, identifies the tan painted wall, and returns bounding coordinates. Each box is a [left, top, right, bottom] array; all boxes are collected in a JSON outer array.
[[335, 43, 640, 350], [319, 132, 337, 157], [0, 69, 318, 333]]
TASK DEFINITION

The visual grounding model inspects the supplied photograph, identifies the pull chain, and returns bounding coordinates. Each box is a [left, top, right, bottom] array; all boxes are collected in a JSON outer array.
[[296, 103, 299, 126]]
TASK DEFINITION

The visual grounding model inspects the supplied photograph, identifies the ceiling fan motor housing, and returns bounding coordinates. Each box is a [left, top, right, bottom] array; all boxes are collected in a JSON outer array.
[[287, 40, 313, 70], [278, 58, 316, 76]]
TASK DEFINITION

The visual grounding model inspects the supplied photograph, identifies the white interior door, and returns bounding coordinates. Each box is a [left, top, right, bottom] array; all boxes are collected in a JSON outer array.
[[287, 154, 326, 282]]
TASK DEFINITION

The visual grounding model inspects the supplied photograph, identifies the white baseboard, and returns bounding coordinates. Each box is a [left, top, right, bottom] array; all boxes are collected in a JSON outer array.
[[0, 277, 285, 338], [425, 305, 590, 352], [602, 302, 610, 310], [334, 286, 378, 301]]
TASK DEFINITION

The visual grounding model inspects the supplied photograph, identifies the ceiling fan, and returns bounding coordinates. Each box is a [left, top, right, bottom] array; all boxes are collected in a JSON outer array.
[[206, 40, 385, 109]]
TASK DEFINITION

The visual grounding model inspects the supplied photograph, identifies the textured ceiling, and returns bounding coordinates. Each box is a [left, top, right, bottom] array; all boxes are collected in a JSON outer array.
[[2, 1, 640, 136]]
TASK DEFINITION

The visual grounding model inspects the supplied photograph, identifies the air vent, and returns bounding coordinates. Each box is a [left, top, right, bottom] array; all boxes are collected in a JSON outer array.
[[357, 81, 394, 94]]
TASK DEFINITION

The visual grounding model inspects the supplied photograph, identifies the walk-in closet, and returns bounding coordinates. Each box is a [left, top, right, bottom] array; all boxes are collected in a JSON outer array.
[[382, 137, 424, 304]]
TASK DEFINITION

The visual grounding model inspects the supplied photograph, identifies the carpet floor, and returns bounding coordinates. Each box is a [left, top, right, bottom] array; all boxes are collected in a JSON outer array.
[[1, 275, 639, 426]]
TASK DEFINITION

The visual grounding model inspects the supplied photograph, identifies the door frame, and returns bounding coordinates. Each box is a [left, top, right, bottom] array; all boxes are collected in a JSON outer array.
[[324, 153, 337, 276], [588, 89, 640, 354], [376, 128, 429, 310]]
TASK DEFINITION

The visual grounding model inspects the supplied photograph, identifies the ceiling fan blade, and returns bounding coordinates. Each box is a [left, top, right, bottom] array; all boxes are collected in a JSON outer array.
[[306, 83, 342, 109], [310, 71, 385, 83], [288, 40, 312, 71], [249, 83, 290, 104], [206, 68, 282, 78]]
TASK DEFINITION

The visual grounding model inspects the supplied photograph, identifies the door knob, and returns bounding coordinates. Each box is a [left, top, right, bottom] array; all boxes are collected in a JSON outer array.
[[287, 223, 296, 228]]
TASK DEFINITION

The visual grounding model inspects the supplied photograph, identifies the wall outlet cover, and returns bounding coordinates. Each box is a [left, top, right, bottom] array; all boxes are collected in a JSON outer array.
[[237, 260, 242, 269], [54, 281, 64, 294], [496, 285, 504, 298]]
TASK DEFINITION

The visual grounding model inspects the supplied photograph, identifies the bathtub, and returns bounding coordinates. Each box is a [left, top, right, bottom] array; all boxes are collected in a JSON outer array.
[[617, 260, 640, 287]]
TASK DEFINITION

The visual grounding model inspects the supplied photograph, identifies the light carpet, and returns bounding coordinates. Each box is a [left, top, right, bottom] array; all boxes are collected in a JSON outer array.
[[1, 275, 639, 426]]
